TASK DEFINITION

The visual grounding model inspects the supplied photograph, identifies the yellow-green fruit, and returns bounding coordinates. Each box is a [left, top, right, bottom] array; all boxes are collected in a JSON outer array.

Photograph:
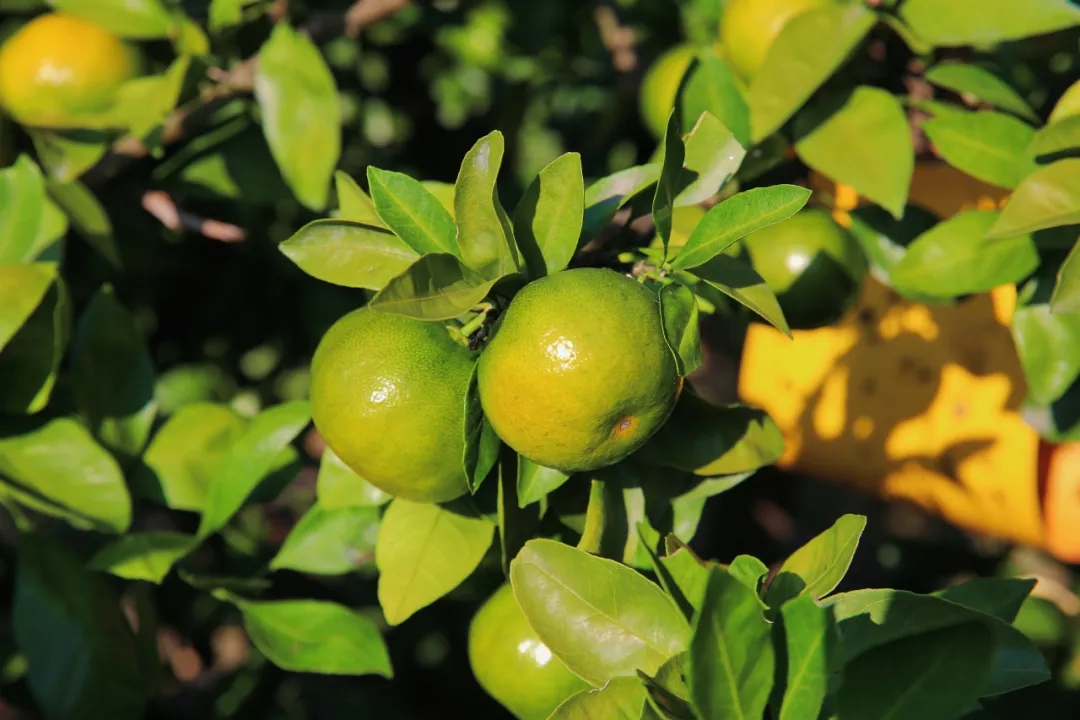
[[468, 584, 590, 720], [719, 0, 829, 80], [309, 308, 474, 503], [477, 267, 682, 473], [0, 12, 143, 129], [737, 208, 868, 330], [1049, 79, 1080, 124], [639, 44, 697, 138]]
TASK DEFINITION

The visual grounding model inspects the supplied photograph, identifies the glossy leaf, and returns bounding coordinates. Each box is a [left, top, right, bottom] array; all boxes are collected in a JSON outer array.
[[0, 417, 131, 533], [923, 63, 1038, 122], [690, 254, 791, 336], [894, 210, 1038, 299], [14, 535, 146, 720], [316, 445, 392, 509], [653, 111, 686, 259], [46, 179, 121, 268], [376, 498, 494, 625], [463, 363, 500, 491], [87, 532, 195, 584], [776, 595, 836, 720], [70, 286, 157, 458], [513, 152, 584, 278], [368, 167, 460, 256], [671, 185, 811, 271], [899, 0, 1080, 47], [657, 283, 702, 376], [932, 577, 1037, 624], [0, 155, 48, 264], [47, 0, 176, 38], [1051, 240, 1080, 314], [454, 130, 519, 277], [581, 164, 661, 240], [369, 253, 502, 321], [0, 270, 70, 415], [516, 455, 571, 508], [683, 54, 751, 147], [254, 22, 341, 211], [270, 503, 379, 575], [333, 171, 385, 227], [510, 538, 690, 685], [749, 4, 877, 142], [675, 111, 747, 208], [196, 401, 311, 537], [550, 677, 649, 719], [687, 567, 775, 720], [279, 220, 419, 290], [794, 87, 913, 219], [987, 159, 1080, 238], [765, 514, 866, 608], [922, 109, 1036, 190]]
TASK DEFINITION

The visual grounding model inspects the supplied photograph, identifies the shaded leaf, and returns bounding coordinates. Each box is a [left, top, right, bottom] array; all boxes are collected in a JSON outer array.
[[932, 577, 1037, 624], [316, 445, 392, 509], [333, 170, 385, 226], [369, 253, 503, 321], [776, 595, 836, 720], [463, 363, 500, 492], [270, 503, 379, 575], [690, 254, 791, 336], [0, 271, 70, 415], [658, 283, 702, 376], [513, 152, 584, 278], [581, 164, 661, 241], [46, 179, 120, 268], [29, 129, 109, 184], [765, 514, 866, 608], [279, 220, 418, 290], [516, 455, 570, 508], [653, 110, 686, 258]]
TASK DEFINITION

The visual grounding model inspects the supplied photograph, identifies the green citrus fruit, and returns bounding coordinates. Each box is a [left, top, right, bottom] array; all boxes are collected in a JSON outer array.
[[0, 12, 143, 129], [1050, 79, 1080, 124], [309, 308, 474, 503], [477, 267, 682, 473], [639, 44, 698, 138], [719, 0, 829, 81], [735, 208, 868, 330], [468, 583, 590, 720]]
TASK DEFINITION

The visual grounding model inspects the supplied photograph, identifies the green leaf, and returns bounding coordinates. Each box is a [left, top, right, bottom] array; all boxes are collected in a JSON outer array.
[[510, 538, 690, 685], [376, 497, 494, 625], [837, 623, 995, 720], [639, 652, 693, 720], [70, 286, 156, 458], [657, 283, 702, 377], [279, 219, 418, 290], [932, 577, 1037, 624], [653, 541, 714, 619], [0, 269, 70, 415], [765, 514, 866, 608], [653, 111, 686, 259], [675, 111, 747, 208], [254, 22, 341, 211], [333, 170, 385, 226], [196, 401, 311, 537], [794, 87, 914, 219], [727, 554, 770, 596], [14, 535, 146, 720], [0, 264, 57, 351], [513, 152, 584, 278], [367, 167, 460, 256], [224, 595, 392, 677], [47, 0, 176, 38], [899, 0, 1080, 46], [46, 179, 121, 268], [454, 130, 520, 277], [497, 450, 541, 574], [29, 129, 109, 184], [890, 211, 1038, 298], [1011, 289, 1080, 405], [775, 595, 836, 720], [749, 4, 877, 142], [581, 164, 661, 241], [550, 677, 649, 719], [670, 185, 811, 271], [987, 159, 1080, 237], [0, 155, 48, 264], [923, 63, 1038, 122], [690, 254, 791, 336], [270, 503, 379, 575], [112, 56, 190, 148], [687, 567, 775, 720], [1051, 240, 1080, 314], [682, 54, 751, 147], [845, 204, 940, 286], [516, 455, 570, 508], [422, 180, 457, 218], [369, 253, 503, 321], [86, 532, 195, 584], [1030, 115, 1080, 160], [316, 445, 392, 509], [463, 364, 500, 492], [0, 417, 131, 533], [922, 109, 1036, 190]]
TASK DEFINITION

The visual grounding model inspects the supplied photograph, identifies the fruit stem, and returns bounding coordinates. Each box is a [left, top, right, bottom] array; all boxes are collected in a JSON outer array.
[[459, 309, 490, 338]]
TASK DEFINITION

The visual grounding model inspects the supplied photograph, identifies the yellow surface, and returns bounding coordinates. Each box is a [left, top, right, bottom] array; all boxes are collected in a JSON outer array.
[[719, 0, 829, 80]]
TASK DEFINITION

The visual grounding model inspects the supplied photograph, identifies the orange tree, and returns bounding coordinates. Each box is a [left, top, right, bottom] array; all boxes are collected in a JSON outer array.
[[0, 0, 1079, 718]]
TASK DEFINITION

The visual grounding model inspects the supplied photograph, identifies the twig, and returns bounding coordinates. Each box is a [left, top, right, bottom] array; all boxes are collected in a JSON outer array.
[[594, 2, 637, 73], [141, 190, 247, 242]]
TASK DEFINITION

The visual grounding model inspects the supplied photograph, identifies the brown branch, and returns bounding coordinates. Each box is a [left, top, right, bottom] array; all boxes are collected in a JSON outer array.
[[141, 191, 247, 242]]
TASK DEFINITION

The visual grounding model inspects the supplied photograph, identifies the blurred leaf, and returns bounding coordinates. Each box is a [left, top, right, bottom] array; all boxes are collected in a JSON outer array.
[[671, 185, 811, 271], [208, 0, 243, 31], [922, 109, 1036, 190], [658, 283, 702, 376], [454, 130, 519, 277], [654, 111, 686, 259], [224, 595, 392, 677], [1030, 116, 1080, 161], [369, 253, 502, 321], [1051, 240, 1080, 314], [0, 273, 70, 414], [510, 538, 689, 686], [14, 535, 145, 720], [675, 111, 747, 207], [133, 403, 246, 511], [517, 455, 570, 508], [775, 594, 836, 720], [923, 63, 1038, 122], [690, 254, 791, 336], [47, 0, 176, 38], [899, 0, 1080, 46], [749, 4, 877, 142], [368, 167, 460, 256], [463, 364, 500, 492], [0, 417, 131, 533], [87, 532, 195, 584], [514, 152, 584, 278], [581, 164, 661, 241], [279, 220, 418, 290], [683, 54, 750, 147], [677, 472, 757, 502], [845, 204, 939, 285], [987, 159, 1080, 237], [270, 503, 379, 575], [45, 179, 120, 268], [550, 677, 648, 719], [765, 514, 866, 608], [333, 171, 385, 227], [197, 401, 310, 537], [0, 155, 50, 264], [71, 286, 156, 458], [933, 577, 1037, 624], [1011, 291, 1080, 405], [154, 363, 237, 415], [376, 498, 494, 625], [891, 211, 1037, 298], [0, 264, 56, 350], [687, 567, 774, 720], [837, 623, 994, 720], [794, 87, 913, 219], [112, 56, 190, 149], [316, 445, 392, 509], [28, 129, 108, 184], [254, 22, 341, 211], [168, 125, 292, 204]]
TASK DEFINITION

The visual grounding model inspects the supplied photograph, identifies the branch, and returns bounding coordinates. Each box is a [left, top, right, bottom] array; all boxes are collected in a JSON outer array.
[[141, 191, 246, 242]]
